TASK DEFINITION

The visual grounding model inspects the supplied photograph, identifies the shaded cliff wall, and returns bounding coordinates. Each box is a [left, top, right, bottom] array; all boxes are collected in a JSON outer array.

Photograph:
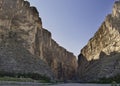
[[35, 28, 77, 80], [78, 1, 120, 82], [0, 0, 77, 80]]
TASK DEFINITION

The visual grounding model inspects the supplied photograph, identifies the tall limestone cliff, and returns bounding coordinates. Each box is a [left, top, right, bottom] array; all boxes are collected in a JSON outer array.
[[0, 0, 77, 80], [78, 1, 120, 82]]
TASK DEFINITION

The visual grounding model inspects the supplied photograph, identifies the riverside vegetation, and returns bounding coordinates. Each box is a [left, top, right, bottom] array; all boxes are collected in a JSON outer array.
[[0, 72, 51, 83]]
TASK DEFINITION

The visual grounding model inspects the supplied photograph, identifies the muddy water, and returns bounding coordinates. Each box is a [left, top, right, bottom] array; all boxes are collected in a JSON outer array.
[[51, 83, 111, 86], [0, 82, 112, 86]]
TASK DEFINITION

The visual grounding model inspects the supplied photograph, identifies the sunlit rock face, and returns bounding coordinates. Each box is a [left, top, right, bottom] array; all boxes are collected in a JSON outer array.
[[78, 1, 120, 82], [112, 1, 120, 18], [0, 0, 77, 80]]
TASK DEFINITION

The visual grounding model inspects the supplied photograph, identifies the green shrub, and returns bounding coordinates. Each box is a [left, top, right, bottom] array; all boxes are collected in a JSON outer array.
[[111, 81, 117, 86], [97, 74, 120, 83], [0, 71, 51, 82], [89, 74, 120, 84]]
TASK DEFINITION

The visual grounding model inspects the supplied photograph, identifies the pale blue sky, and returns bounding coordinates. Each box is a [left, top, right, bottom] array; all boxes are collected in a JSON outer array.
[[28, 0, 114, 56]]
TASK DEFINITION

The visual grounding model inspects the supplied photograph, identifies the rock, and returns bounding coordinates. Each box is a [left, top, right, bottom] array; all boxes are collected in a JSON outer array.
[[0, 0, 77, 80], [0, 39, 53, 79], [78, 1, 120, 82]]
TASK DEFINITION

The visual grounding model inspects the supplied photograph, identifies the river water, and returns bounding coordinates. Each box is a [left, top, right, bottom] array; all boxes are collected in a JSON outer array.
[[0, 81, 112, 86], [52, 83, 111, 86]]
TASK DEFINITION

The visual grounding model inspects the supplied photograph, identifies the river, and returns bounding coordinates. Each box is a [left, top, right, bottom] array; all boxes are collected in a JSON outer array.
[[0, 81, 113, 86], [51, 83, 111, 86]]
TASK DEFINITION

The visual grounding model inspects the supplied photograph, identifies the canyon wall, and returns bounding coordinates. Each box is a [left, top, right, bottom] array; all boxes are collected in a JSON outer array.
[[0, 0, 77, 80], [78, 1, 120, 82]]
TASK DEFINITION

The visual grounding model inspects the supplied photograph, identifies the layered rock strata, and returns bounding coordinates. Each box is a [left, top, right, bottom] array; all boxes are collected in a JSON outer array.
[[78, 1, 120, 82], [0, 0, 77, 80]]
